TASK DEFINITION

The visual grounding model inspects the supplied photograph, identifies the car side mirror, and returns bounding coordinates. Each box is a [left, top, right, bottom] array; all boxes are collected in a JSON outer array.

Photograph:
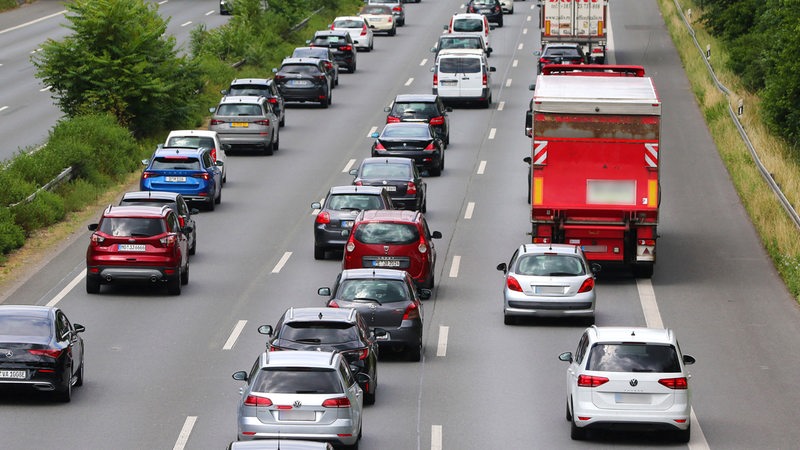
[[73, 324, 86, 333], [370, 132, 380, 138], [431, 231, 442, 239], [232, 371, 248, 382], [141, 159, 149, 166], [373, 328, 388, 338], [349, 168, 358, 176], [220, 89, 228, 95], [558, 352, 573, 363], [528, 83, 536, 91], [683, 355, 696, 365], [418, 288, 432, 300], [443, 24, 448, 30], [271, 68, 278, 73], [445, 107, 452, 113], [318, 287, 331, 296], [306, 39, 311, 44], [496, 262, 507, 273], [533, 50, 542, 57], [208, 107, 216, 114], [525, 111, 533, 137], [487, 47, 493, 53], [489, 67, 497, 72], [216, 160, 224, 167], [88, 223, 98, 231], [384, 106, 391, 113], [591, 263, 602, 274], [430, 47, 436, 53], [523, 156, 532, 164], [257, 325, 273, 337]]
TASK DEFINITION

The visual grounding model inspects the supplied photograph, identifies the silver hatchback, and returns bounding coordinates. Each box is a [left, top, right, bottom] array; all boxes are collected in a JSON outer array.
[[209, 95, 279, 155], [497, 243, 600, 324], [232, 351, 367, 448]]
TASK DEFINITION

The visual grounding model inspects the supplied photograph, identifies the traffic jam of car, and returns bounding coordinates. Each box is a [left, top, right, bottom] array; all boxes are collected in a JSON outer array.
[[0, 0, 700, 448]]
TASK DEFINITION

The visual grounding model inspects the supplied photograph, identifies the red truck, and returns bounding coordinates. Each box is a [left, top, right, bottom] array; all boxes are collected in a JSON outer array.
[[524, 65, 660, 277]]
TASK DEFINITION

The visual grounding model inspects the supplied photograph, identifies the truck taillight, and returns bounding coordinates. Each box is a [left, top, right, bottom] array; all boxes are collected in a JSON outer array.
[[577, 277, 594, 293], [639, 239, 656, 246], [315, 211, 330, 224], [402, 302, 419, 320], [592, 47, 604, 54], [406, 181, 417, 195], [506, 276, 522, 292], [244, 395, 272, 406], [577, 375, 609, 387], [659, 377, 688, 390], [429, 116, 445, 126]]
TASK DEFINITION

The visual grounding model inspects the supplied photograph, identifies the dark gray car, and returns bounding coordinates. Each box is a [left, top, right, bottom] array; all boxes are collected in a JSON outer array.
[[349, 157, 427, 212], [119, 190, 199, 255]]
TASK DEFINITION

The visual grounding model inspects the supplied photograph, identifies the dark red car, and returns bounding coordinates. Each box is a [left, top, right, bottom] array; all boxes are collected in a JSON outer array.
[[342, 210, 441, 288], [86, 205, 191, 295]]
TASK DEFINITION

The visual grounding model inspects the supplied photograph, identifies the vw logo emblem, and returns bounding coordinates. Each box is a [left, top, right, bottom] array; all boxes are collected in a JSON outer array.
[[629, 379, 638, 387], [293, 400, 302, 408]]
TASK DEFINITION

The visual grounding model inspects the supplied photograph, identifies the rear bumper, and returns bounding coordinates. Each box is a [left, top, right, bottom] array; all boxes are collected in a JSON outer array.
[[280, 87, 327, 103], [314, 225, 350, 249], [238, 417, 358, 445], [376, 322, 422, 348], [87, 266, 180, 284]]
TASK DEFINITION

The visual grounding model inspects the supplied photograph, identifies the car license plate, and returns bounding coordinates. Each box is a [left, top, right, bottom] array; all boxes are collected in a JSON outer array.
[[384, 186, 397, 192], [278, 410, 316, 421], [288, 79, 311, 86], [440, 80, 457, 87], [615, 393, 650, 404], [231, 122, 249, 128], [373, 259, 401, 268], [341, 220, 354, 228], [581, 245, 607, 253], [0, 370, 26, 379], [165, 176, 186, 182], [479, 8, 490, 13], [118, 244, 146, 252]]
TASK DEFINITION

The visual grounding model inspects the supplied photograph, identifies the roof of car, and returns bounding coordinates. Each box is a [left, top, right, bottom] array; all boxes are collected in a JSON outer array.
[[360, 5, 392, 12], [329, 185, 387, 195], [314, 30, 350, 37], [588, 326, 676, 344], [340, 268, 410, 281], [359, 209, 420, 222], [451, 13, 486, 20], [218, 95, 266, 104], [102, 205, 170, 218], [153, 147, 205, 158], [121, 191, 182, 201], [283, 307, 358, 323], [166, 130, 219, 139], [394, 94, 438, 103], [437, 48, 486, 57], [259, 350, 341, 369], [440, 32, 485, 40], [518, 243, 585, 256], [361, 156, 415, 165], [281, 57, 322, 66], [0, 305, 53, 318], [544, 43, 583, 49], [230, 78, 270, 85], [334, 16, 364, 21]]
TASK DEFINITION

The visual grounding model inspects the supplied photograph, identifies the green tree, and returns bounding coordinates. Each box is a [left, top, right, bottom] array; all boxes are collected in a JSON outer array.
[[31, 0, 203, 137]]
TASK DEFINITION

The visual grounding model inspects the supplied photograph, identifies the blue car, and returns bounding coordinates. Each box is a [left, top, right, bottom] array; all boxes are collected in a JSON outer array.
[[140, 147, 222, 211]]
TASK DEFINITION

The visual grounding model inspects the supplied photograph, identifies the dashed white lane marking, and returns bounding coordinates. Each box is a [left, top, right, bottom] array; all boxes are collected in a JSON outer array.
[[464, 202, 475, 219], [488, 128, 496, 139], [477, 160, 487, 174], [449, 255, 461, 278], [530, 3, 535, 9], [497, 101, 505, 111], [431, 424, 443, 450], [46, 269, 86, 307], [30, 48, 41, 54], [181, 21, 192, 27], [505, 78, 512, 87], [40, 86, 52, 92], [272, 252, 292, 273], [527, 15, 532, 22], [222, 320, 247, 350], [405, 77, 414, 86], [420, 58, 428, 66], [512, 59, 518, 67], [173, 416, 197, 450], [523, 28, 528, 35], [366, 126, 378, 138], [343, 159, 356, 173], [0, 10, 65, 35], [436, 326, 449, 357], [158, 0, 168, 4], [205, 10, 214, 16], [0, 106, 8, 112], [518, 43, 524, 50]]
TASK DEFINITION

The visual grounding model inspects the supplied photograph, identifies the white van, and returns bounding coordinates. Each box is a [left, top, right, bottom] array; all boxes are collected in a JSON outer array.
[[432, 52, 496, 108], [444, 13, 493, 48]]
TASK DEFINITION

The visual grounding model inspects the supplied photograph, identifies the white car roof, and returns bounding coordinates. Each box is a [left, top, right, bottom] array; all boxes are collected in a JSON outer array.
[[588, 326, 676, 345], [167, 130, 219, 138]]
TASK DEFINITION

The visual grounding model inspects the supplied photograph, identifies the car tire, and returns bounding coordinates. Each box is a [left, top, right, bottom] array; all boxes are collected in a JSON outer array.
[[75, 360, 84, 387], [498, 19, 504, 27], [369, 40, 374, 51], [335, 74, 339, 86], [445, 133, 450, 147], [503, 315, 517, 325], [570, 417, 587, 440], [279, 113, 285, 127], [406, 343, 422, 362], [350, 61, 357, 73], [420, 198, 427, 213], [328, 88, 333, 105], [314, 246, 326, 260], [429, 162, 442, 177], [181, 262, 189, 285], [215, 186, 222, 204], [389, 27, 396, 36], [674, 426, 691, 443], [274, 130, 279, 151], [189, 237, 196, 256], [509, 7, 514, 14], [321, 90, 329, 108], [167, 271, 182, 295], [565, 399, 572, 421], [56, 376, 72, 403], [263, 139, 274, 156], [364, 388, 376, 405], [399, 19, 405, 26], [483, 95, 492, 109], [86, 277, 100, 294]]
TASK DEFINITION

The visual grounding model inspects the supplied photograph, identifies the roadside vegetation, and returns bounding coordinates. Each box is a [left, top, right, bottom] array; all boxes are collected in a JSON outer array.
[[0, 0, 361, 265], [0, 0, 21, 13], [657, 0, 800, 299]]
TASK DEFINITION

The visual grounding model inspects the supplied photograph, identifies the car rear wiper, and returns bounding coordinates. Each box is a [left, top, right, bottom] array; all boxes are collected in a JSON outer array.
[[295, 390, 322, 394], [338, 207, 362, 211], [293, 338, 322, 344], [353, 297, 382, 306]]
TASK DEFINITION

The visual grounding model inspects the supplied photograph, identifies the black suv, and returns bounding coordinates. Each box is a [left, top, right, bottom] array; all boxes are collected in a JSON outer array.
[[291, 46, 340, 88], [385, 94, 452, 148], [309, 30, 358, 73], [536, 43, 586, 74], [466, 0, 503, 27], [221, 78, 285, 127], [272, 58, 333, 108], [258, 307, 385, 404], [312, 185, 394, 260], [119, 191, 199, 256]]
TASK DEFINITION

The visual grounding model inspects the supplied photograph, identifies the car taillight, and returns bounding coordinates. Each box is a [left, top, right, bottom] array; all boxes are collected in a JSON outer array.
[[418, 237, 428, 253], [353, 348, 369, 360], [387, 116, 401, 123], [577, 277, 594, 293], [316, 211, 330, 224], [592, 47, 603, 54], [267, 97, 278, 104], [322, 397, 351, 408], [330, 23, 336, 30], [178, 216, 185, 227], [433, 71, 438, 86], [269, 345, 281, 351], [339, 45, 352, 51], [429, 116, 444, 126], [354, 180, 363, 186], [406, 181, 416, 195], [254, 119, 270, 126], [482, 72, 488, 86], [539, 57, 548, 64], [506, 276, 522, 292], [28, 348, 62, 358], [210, 119, 224, 126], [374, 141, 386, 150], [90, 233, 105, 244], [495, 6, 500, 12], [160, 234, 177, 246], [577, 375, 609, 387], [210, 148, 217, 162], [360, 24, 367, 36], [244, 395, 273, 406], [274, 75, 285, 81], [141, 171, 155, 179], [423, 142, 435, 151], [328, 300, 340, 308], [388, 16, 392, 23], [192, 172, 211, 180], [392, 6, 401, 11], [323, 61, 333, 70], [402, 302, 420, 320], [346, 241, 355, 252], [659, 377, 688, 390]]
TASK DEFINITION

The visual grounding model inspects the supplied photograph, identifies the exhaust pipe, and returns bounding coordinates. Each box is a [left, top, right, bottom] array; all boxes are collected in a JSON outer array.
[[150, 275, 158, 283], [105, 275, 112, 282]]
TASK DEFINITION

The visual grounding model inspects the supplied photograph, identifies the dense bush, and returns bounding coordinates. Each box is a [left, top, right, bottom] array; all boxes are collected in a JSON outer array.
[[0, 208, 25, 257], [11, 190, 65, 235]]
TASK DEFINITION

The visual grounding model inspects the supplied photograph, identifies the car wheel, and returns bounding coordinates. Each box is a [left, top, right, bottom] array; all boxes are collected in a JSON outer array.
[[498, 19, 504, 27], [406, 343, 422, 362], [425, 272, 435, 289], [369, 40, 374, 51], [350, 62, 357, 73], [181, 261, 189, 285], [364, 388, 376, 405], [189, 236, 197, 256], [167, 271, 182, 295], [279, 113, 285, 127], [484, 95, 492, 109], [420, 198, 427, 213], [335, 74, 339, 86], [56, 376, 72, 403], [570, 409, 587, 440], [274, 130, 279, 151], [314, 246, 326, 260], [75, 360, 84, 387], [215, 186, 222, 204], [429, 164, 441, 177], [389, 26, 396, 36], [320, 89, 329, 108], [328, 88, 333, 105], [445, 133, 450, 147], [565, 399, 572, 421], [263, 139, 274, 156], [674, 426, 691, 443], [503, 314, 517, 325], [509, 7, 514, 14], [86, 277, 100, 294]]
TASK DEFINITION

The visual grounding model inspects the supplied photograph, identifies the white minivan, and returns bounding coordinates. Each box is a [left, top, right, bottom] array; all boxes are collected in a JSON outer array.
[[432, 51, 496, 108]]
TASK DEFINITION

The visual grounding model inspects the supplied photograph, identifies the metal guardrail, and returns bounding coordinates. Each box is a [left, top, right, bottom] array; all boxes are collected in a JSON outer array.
[[672, 0, 800, 229], [8, 166, 74, 208]]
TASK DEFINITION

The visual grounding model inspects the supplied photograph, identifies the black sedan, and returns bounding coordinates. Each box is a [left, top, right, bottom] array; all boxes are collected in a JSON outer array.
[[350, 157, 428, 212], [0, 305, 85, 402], [370, 123, 445, 176]]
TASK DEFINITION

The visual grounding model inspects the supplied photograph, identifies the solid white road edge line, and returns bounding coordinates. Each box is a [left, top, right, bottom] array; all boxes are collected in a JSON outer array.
[[46, 269, 86, 307], [449, 256, 460, 278], [343, 159, 356, 173], [464, 202, 475, 219], [436, 326, 449, 357], [477, 160, 486, 174], [271, 252, 292, 273], [173, 416, 197, 450], [223, 320, 247, 350], [636, 279, 710, 450], [431, 424, 443, 450]]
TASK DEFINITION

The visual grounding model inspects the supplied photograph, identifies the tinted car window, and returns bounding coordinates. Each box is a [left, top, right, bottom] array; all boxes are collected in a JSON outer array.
[[166, 137, 215, 148], [0, 315, 50, 337], [453, 18, 483, 32], [439, 58, 481, 74], [440, 37, 481, 49], [99, 218, 165, 237], [361, 163, 411, 178], [227, 84, 270, 96], [281, 322, 359, 344], [337, 279, 410, 303], [545, 48, 582, 58], [514, 254, 585, 276], [280, 64, 322, 74], [392, 102, 439, 116], [151, 157, 202, 171], [216, 104, 263, 116], [292, 48, 326, 58], [312, 36, 345, 45], [361, 5, 390, 14], [586, 343, 681, 373], [354, 223, 420, 244], [328, 194, 383, 210], [252, 368, 343, 393], [334, 19, 364, 28], [382, 126, 430, 139]]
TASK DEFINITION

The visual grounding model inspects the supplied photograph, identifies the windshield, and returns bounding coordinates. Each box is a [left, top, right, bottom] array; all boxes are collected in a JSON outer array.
[[0, 316, 51, 337], [360, 163, 411, 179], [439, 57, 481, 74], [166, 136, 215, 149], [280, 322, 359, 344], [151, 157, 202, 171], [327, 194, 384, 211], [514, 254, 585, 276], [440, 37, 481, 50], [99, 217, 165, 237], [280, 64, 321, 75], [253, 368, 342, 394], [354, 222, 420, 245], [227, 85, 270, 96], [586, 343, 681, 373], [215, 104, 263, 116], [381, 125, 430, 139], [334, 19, 364, 28], [453, 18, 483, 32], [337, 279, 410, 303]]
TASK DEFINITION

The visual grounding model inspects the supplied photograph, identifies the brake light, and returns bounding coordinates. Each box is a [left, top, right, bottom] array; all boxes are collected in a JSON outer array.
[[423, 142, 435, 151], [178, 216, 185, 227], [433, 71, 438, 86], [659, 377, 688, 390], [482, 72, 488, 86], [330, 23, 336, 30], [28, 349, 62, 358], [506, 276, 522, 292], [592, 47, 604, 54], [388, 16, 392, 23], [323, 61, 333, 70], [402, 302, 420, 320], [392, 6, 401, 11], [328, 300, 340, 308], [210, 119, 224, 125], [210, 148, 217, 162], [429, 116, 444, 126], [467, 6, 475, 12], [316, 211, 330, 224], [339, 45, 353, 52], [274, 75, 285, 81], [346, 241, 355, 252], [387, 116, 401, 123], [374, 141, 386, 150], [142, 171, 156, 179], [577, 277, 594, 293], [354, 180, 363, 186], [192, 172, 211, 180], [577, 375, 609, 387], [360, 24, 367, 36], [254, 119, 270, 126], [353, 348, 369, 360], [160, 234, 177, 246], [418, 238, 428, 253], [322, 397, 351, 408], [406, 181, 416, 195], [91, 233, 105, 244], [267, 97, 278, 104], [244, 395, 273, 406], [269, 345, 281, 351]]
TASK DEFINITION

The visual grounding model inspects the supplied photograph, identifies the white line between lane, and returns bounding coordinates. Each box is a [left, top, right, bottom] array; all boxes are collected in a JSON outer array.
[[405, 77, 414, 86], [518, 43, 524, 50], [366, 126, 377, 138], [431, 424, 443, 450], [523, 28, 528, 35], [527, 15, 532, 22], [464, 202, 475, 219], [158, 0, 168, 5], [477, 160, 486, 174], [0, 106, 8, 112], [512, 59, 518, 67], [222, 320, 247, 350], [497, 101, 505, 111], [505, 79, 512, 87], [449, 256, 461, 278], [488, 128, 496, 139], [436, 326, 449, 357], [181, 21, 192, 27], [46, 269, 86, 307], [530, 3, 535, 9], [271, 252, 292, 273], [205, 10, 214, 16], [342, 159, 356, 173], [173, 416, 197, 450], [420, 58, 428, 66], [0, 10, 66, 35], [689, 408, 710, 450]]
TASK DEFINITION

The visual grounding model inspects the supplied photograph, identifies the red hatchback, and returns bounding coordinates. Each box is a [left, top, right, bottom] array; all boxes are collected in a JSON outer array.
[[85, 205, 190, 295], [342, 210, 441, 288]]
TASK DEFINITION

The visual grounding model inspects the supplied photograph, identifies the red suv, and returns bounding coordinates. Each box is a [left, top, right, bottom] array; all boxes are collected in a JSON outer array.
[[342, 210, 441, 288], [85, 205, 191, 295]]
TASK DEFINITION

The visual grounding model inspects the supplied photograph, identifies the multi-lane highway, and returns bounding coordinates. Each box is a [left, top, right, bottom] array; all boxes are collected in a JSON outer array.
[[2, 0, 800, 449]]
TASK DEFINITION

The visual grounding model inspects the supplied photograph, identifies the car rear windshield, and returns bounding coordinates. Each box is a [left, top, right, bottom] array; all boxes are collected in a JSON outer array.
[[585, 343, 681, 373], [99, 217, 166, 237], [166, 136, 215, 149], [281, 322, 359, 344], [227, 85, 270, 96], [354, 222, 420, 245], [439, 57, 481, 74], [334, 19, 364, 28], [337, 279, 410, 303], [392, 102, 438, 117], [440, 37, 481, 50], [514, 254, 585, 276], [151, 157, 202, 171], [360, 163, 411, 179], [292, 48, 326, 59], [280, 64, 322, 75], [360, 5, 390, 14], [452, 18, 483, 32], [544, 48, 582, 58], [381, 126, 430, 139], [119, 199, 177, 213], [253, 368, 343, 394], [312, 36, 346, 46], [215, 103, 263, 116], [0, 316, 51, 337], [327, 194, 385, 211]]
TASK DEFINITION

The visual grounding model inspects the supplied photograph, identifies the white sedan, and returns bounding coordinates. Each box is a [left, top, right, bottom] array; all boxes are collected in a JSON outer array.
[[331, 16, 374, 52]]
